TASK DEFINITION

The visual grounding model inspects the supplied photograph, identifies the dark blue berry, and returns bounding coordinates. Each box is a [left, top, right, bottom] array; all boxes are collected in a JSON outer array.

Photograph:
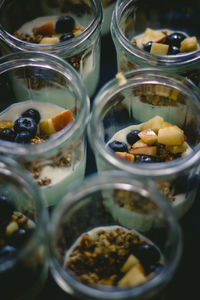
[[14, 117, 37, 138], [168, 45, 180, 55], [108, 140, 128, 152], [15, 131, 32, 144], [143, 41, 153, 52], [8, 228, 33, 248], [165, 32, 186, 48], [0, 245, 17, 263], [126, 130, 141, 145], [0, 195, 15, 221], [60, 32, 74, 42], [145, 263, 164, 275], [55, 16, 75, 33], [137, 155, 156, 163], [0, 128, 15, 142], [133, 243, 161, 265], [21, 108, 41, 124]]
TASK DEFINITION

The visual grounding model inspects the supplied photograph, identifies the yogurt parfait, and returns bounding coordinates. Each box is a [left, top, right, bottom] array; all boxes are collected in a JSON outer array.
[[88, 69, 200, 221], [0, 0, 102, 97], [49, 171, 182, 300], [111, 0, 200, 88], [0, 52, 90, 206]]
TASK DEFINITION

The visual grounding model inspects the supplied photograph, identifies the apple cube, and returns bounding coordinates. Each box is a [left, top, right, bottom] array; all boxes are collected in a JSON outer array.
[[115, 152, 135, 162], [166, 142, 187, 154], [121, 254, 140, 273], [180, 37, 198, 52], [131, 139, 147, 149], [138, 129, 158, 144], [140, 116, 164, 133], [130, 146, 157, 156], [39, 109, 73, 135], [150, 42, 169, 55], [40, 37, 59, 44], [118, 263, 147, 287], [34, 22, 56, 36], [142, 28, 166, 45], [158, 126, 184, 146], [0, 120, 13, 131], [160, 121, 173, 128]]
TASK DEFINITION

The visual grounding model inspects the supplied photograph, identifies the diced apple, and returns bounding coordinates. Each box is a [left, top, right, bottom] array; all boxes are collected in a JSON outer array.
[[150, 42, 169, 55], [121, 254, 140, 273], [142, 28, 166, 45], [140, 116, 164, 133], [130, 146, 157, 156], [34, 22, 56, 36], [72, 26, 84, 37], [160, 121, 173, 129], [131, 139, 147, 149], [138, 129, 158, 144], [0, 120, 13, 131], [118, 263, 147, 287], [115, 152, 135, 162], [40, 37, 59, 44], [39, 109, 73, 135], [180, 37, 198, 52], [166, 142, 187, 154], [158, 126, 184, 146]]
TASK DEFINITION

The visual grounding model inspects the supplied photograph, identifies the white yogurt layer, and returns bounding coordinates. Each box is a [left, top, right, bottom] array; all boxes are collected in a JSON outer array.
[[0, 100, 85, 206], [16, 15, 99, 97], [104, 123, 194, 226]]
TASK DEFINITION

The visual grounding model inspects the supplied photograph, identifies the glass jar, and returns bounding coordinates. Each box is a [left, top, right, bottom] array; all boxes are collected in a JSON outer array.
[[88, 68, 200, 219], [49, 171, 182, 300], [0, 51, 90, 206], [0, 0, 102, 97], [0, 155, 48, 300], [101, 0, 116, 36], [111, 0, 200, 88]]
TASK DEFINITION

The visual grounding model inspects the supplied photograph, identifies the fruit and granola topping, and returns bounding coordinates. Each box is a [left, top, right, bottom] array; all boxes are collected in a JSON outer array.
[[133, 28, 198, 55], [65, 226, 163, 287]]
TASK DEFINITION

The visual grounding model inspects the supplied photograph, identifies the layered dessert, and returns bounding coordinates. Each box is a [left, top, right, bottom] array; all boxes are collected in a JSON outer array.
[[64, 225, 163, 287], [105, 115, 193, 224], [0, 101, 85, 206], [13, 14, 99, 97]]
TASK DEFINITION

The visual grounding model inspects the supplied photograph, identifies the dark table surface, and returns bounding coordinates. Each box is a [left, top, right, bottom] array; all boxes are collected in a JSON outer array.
[[37, 34, 200, 300]]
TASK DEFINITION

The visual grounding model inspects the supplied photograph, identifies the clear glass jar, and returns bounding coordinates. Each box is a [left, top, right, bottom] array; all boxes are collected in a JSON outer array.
[[101, 0, 116, 36], [0, 0, 102, 97], [49, 171, 182, 300], [88, 68, 200, 219], [111, 0, 200, 88], [0, 51, 90, 206], [0, 155, 48, 300]]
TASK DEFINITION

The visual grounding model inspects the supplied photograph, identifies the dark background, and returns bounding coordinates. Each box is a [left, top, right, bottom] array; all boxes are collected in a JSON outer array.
[[37, 34, 200, 300]]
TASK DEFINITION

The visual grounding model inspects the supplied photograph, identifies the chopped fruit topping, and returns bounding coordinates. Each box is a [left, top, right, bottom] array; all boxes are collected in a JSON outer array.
[[72, 26, 84, 37], [118, 263, 147, 286], [165, 32, 186, 48], [22, 108, 41, 124], [130, 146, 157, 156], [14, 117, 37, 138], [166, 142, 187, 154], [15, 131, 32, 144], [0, 120, 13, 131], [131, 139, 147, 149], [121, 254, 139, 273], [150, 42, 169, 55], [140, 116, 164, 133], [133, 243, 160, 265], [34, 22, 56, 36], [138, 129, 158, 144], [126, 129, 141, 145], [108, 140, 128, 152], [157, 126, 184, 146], [0, 128, 15, 142], [115, 152, 135, 162], [168, 45, 180, 55], [180, 36, 198, 52], [143, 41, 153, 52], [141, 28, 166, 46], [55, 15, 75, 33], [39, 109, 73, 135], [60, 32, 74, 42], [40, 37, 59, 44]]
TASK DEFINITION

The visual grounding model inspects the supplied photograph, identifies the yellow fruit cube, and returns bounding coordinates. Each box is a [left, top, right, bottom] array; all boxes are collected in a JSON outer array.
[[166, 142, 187, 154], [140, 115, 164, 133], [158, 126, 184, 146], [121, 254, 140, 273], [138, 129, 158, 144], [118, 263, 147, 287], [150, 42, 169, 55], [180, 37, 198, 52]]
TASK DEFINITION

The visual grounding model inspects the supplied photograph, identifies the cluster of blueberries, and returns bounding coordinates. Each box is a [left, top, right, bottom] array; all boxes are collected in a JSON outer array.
[[0, 108, 41, 144], [56, 15, 77, 42], [0, 194, 33, 262], [143, 32, 187, 55], [108, 129, 156, 163]]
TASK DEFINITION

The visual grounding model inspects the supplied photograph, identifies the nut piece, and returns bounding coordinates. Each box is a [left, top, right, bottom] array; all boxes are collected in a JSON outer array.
[[150, 42, 169, 55], [180, 37, 198, 52]]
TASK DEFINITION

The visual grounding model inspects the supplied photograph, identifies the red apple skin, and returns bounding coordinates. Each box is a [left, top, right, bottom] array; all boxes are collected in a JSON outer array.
[[115, 152, 135, 162], [130, 146, 157, 156], [52, 109, 73, 132]]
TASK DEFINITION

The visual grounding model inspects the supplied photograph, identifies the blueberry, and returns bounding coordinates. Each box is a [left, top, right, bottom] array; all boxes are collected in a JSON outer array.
[[126, 130, 141, 145], [168, 45, 180, 55], [143, 41, 153, 52], [0, 245, 17, 263], [108, 140, 128, 152], [8, 228, 33, 248], [21, 108, 41, 124], [55, 16, 75, 33], [137, 155, 156, 163], [60, 32, 75, 42], [0, 128, 15, 142], [145, 263, 164, 275], [14, 117, 37, 138], [0, 195, 15, 221], [15, 131, 32, 144], [133, 243, 161, 266], [165, 32, 186, 48]]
